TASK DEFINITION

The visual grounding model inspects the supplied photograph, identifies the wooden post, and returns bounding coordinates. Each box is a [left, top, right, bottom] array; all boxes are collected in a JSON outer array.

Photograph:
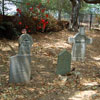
[[90, 13, 92, 30]]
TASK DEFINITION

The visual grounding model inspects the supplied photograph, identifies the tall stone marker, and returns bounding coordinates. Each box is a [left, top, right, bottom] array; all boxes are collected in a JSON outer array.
[[9, 33, 33, 83], [68, 27, 92, 61], [56, 49, 71, 75], [18, 34, 33, 55]]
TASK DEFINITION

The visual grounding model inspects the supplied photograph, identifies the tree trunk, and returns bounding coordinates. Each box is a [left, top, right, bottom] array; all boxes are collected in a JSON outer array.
[[57, 0, 62, 21], [70, 0, 81, 31], [58, 10, 62, 21], [2, 0, 5, 16], [84, 0, 100, 3]]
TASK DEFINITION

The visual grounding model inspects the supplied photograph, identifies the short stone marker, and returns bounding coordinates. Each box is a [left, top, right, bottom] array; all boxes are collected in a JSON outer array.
[[9, 32, 33, 83], [56, 49, 71, 75], [68, 27, 92, 61], [18, 33, 33, 55]]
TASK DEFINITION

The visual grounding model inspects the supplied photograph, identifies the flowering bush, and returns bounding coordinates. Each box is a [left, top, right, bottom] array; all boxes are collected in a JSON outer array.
[[15, 0, 64, 34], [16, 1, 49, 33]]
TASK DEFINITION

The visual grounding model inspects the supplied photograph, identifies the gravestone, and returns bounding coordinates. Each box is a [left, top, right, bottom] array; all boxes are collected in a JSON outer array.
[[18, 34, 33, 55], [56, 49, 71, 75], [9, 55, 31, 83], [9, 33, 33, 83], [68, 27, 92, 61]]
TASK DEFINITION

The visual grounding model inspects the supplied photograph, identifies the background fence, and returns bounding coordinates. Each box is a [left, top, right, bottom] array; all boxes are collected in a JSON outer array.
[[61, 13, 100, 30], [79, 14, 100, 30]]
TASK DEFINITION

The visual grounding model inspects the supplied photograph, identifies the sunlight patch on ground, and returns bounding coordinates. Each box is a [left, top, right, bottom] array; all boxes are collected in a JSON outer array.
[[0, 65, 4, 67], [0, 42, 18, 52], [68, 90, 96, 100], [38, 65, 45, 69], [26, 88, 35, 92], [97, 62, 100, 66], [93, 56, 100, 66], [40, 72, 51, 76], [43, 41, 71, 49], [2, 47, 11, 51], [9, 42, 18, 47], [82, 82, 98, 86], [93, 56, 100, 60], [54, 42, 71, 48], [87, 32, 100, 38]]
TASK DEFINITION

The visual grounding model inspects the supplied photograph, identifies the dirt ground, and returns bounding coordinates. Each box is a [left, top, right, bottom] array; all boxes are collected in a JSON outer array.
[[0, 29, 100, 100]]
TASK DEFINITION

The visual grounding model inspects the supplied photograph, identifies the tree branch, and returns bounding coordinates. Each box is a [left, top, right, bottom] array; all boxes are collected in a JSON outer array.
[[84, 0, 100, 4]]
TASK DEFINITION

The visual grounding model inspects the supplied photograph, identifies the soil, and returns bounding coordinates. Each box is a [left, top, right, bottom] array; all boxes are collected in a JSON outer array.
[[0, 29, 100, 100]]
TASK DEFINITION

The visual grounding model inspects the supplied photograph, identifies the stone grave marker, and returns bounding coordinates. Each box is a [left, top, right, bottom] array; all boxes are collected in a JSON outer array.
[[18, 34, 33, 55], [9, 55, 31, 83], [56, 49, 71, 75], [68, 27, 92, 61], [9, 33, 33, 83]]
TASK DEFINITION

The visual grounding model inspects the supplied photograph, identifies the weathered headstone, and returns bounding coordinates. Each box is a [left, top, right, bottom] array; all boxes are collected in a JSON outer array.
[[9, 55, 31, 83], [18, 34, 33, 55], [9, 33, 33, 83], [68, 27, 92, 61], [56, 49, 71, 75]]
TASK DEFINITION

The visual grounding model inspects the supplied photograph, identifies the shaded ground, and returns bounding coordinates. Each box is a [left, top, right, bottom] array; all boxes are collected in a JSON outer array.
[[0, 29, 100, 100]]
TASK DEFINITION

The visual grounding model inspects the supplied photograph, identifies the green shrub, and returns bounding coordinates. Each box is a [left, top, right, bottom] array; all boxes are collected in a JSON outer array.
[[0, 22, 20, 39]]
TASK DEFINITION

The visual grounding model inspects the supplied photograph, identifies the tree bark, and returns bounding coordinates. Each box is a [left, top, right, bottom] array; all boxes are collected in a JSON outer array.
[[2, 0, 5, 21], [58, 0, 62, 21], [58, 10, 62, 21], [70, 0, 81, 31], [2, 0, 5, 16], [84, 0, 100, 4]]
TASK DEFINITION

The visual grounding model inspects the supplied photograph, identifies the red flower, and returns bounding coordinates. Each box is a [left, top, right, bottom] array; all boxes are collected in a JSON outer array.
[[37, 26, 41, 30], [26, 3, 30, 5], [18, 22, 22, 25], [37, 6, 40, 9], [41, 9, 45, 13], [28, 30, 31, 32], [25, 26, 28, 29], [29, 7, 33, 11], [16, 8, 19, 12], [16, 8, 21, 14], [46, 21, 48, 24], [43, 23, 46, 30], [41, 19, 45, 23], [46, 14, 48, 18]]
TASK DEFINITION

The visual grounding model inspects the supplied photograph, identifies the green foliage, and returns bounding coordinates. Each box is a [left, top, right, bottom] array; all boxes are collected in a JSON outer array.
[[0, 22, 20, 39], [0, 0, 70, 37], [80, 1, 100, 14], [48, 0, 72, 14]]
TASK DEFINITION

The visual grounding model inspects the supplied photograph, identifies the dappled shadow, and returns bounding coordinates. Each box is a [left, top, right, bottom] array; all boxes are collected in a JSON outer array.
[[0, 29, 100, 100], [67, 83, 100, 100]]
